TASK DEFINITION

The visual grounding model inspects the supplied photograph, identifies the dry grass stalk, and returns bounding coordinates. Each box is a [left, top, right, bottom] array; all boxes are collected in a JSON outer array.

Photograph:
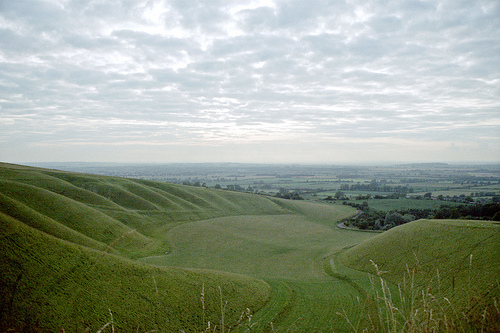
[[109, 309, 114, 333], [342, 258, 500, 333], [218, 286, 227, 333], [96, 322, 110, 333], [201, 283, 206, 330], [152, 275, 158, 294]]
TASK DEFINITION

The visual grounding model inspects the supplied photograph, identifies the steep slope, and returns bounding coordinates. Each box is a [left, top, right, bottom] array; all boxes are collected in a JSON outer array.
[[339, 219, 500, 307], [0, 163, 295, 332], [0, 162, 290, 259], [0, 212, 270, 332], [1, 163, 372, 332]]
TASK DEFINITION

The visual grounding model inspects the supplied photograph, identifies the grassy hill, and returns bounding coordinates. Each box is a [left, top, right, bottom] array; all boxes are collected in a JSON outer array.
[[0, 163, 291, 259], [339, 219, 500, 331], [1, 163, 295, 332], [0, 213, 270, 332], [2, 162, 498, 332], [0, 163, 365, 332]]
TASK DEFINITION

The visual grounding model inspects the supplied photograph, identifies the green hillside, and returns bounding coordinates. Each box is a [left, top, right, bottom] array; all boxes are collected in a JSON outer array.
[[0, 162, 365, 332], [339, 219, 500, 331], [0, 163, 291, 259], [1, 163, 292, 332], [0, 213, 269, 332], [2, 162, 498, 332]]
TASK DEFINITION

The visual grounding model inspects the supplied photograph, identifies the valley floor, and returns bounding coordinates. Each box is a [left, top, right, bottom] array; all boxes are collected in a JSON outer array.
[[138, 212, 377, 332]]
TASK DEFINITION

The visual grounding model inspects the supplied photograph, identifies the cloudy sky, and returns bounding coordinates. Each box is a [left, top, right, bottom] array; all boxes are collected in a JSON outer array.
[[1, 0, 499, 164]]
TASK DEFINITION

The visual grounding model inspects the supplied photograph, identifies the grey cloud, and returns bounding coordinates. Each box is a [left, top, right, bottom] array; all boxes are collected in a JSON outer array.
[[62, 34, 121, 51], [0, 0, 498, 163], [275, 0, 321, 29], [1, 1, 67, 31], [368, 15, 404, 34], [168, 0, 229, 33], [237, 6, 278, 33]]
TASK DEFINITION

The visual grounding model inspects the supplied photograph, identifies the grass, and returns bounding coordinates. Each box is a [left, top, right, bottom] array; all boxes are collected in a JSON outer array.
[[0, 212, 271, 332], [0, 163, 291, 259], [139, 214, 376, 331], [339, 219, 500, 332], [1, 162, 499, 332], [1, 162, 368, 332], [336, 259, 500, 333]]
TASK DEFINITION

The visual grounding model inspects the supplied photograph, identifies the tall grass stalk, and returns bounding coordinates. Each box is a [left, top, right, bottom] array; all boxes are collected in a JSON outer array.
[[96, 322, 111, 333], [218, 286, 227, 333], [234, 308, 257, 332], [369, 260, 401, 333], [199, 285, 236, 333], [343, 259, 500, 333], [96, 309, 114, 333], [152, 275, 158, 294], [201, 283, 206, 331], [108, 309, 115, 333]]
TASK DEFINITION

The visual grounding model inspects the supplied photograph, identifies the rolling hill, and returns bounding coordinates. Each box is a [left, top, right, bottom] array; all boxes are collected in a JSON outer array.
[[1, 163, 296, 332], [0, 162, 362, 332], [339, 219, 500, 331], [0, 212, 270, 332], [1, 162, 499, 332]]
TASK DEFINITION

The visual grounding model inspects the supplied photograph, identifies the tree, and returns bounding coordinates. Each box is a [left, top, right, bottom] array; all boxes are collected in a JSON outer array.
[[385, 212, 406, 227], [334, 191, 345, 200]]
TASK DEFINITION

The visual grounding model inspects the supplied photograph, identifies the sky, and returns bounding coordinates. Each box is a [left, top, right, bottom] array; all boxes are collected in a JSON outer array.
[[0, 0, 499, 164]]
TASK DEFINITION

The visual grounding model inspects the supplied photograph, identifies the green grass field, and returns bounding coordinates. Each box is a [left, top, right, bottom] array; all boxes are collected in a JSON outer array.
[[0, 213, 270, 332], [1, 162, 498, 332], [139, 212, 376, 331], [364, 198, 464, 212], [339, 219, 500, 304], [339, 219, 500, 331], [0, 163, 370, 332]]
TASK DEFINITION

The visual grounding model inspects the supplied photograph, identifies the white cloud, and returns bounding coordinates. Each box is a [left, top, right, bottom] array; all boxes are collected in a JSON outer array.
[[0, 0, 499, 163]]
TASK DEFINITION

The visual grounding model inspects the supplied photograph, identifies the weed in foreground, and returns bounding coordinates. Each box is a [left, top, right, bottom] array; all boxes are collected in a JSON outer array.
[[338, 259, 500, 333]]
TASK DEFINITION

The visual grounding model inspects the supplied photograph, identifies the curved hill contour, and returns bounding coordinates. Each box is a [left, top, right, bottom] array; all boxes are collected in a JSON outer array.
[[0, 162, 364, 332], [339, 219, 500, 308], [0, 163, 289, 332], [6, 163, 497, 332]]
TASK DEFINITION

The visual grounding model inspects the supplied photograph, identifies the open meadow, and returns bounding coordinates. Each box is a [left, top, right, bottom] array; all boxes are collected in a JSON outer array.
[[1, 163, 499, 332]]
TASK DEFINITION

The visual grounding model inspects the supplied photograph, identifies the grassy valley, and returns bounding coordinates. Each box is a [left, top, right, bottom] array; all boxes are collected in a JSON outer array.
[[1, 162, 499, 332]]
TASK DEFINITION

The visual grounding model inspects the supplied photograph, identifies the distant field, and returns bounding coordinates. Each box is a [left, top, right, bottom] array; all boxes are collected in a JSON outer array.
[[364, 198, 465, 212]]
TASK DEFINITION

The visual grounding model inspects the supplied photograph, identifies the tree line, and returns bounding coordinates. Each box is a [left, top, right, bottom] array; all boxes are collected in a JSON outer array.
[[343, 202, 500, 231]]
